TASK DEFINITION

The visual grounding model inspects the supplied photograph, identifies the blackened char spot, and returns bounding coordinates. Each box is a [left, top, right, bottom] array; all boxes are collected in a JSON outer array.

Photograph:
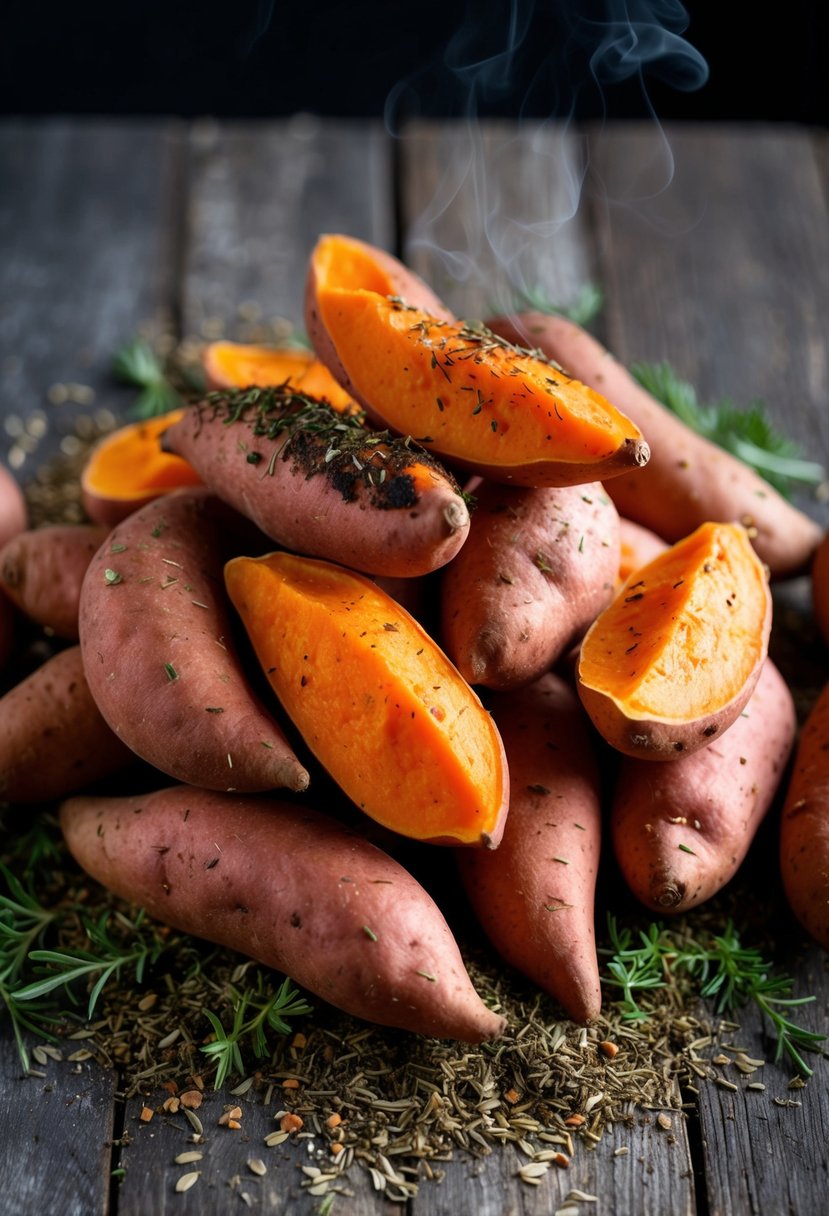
[[381, 473, 417, 510]]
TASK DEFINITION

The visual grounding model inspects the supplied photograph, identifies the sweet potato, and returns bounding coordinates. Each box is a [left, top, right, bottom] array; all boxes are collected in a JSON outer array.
[[440, 481, 620, 690], [611, 658, 795, 912], [780, 681, 829, 950], [0, 646, 135, 803], [161, 387, 470, 578], [0, 524, 109, 640], [812, 529, 829, 648], [81, 411, 203, 526], [618, 517, 668, 586], [202, 340, 359, 413], [457, 673, 603, 1023], [224, 551, 510, 848], [0, 593, 14, 673], [577, 521, 772, 760], [78, 490, 309, 793], [0, 461, 27, 549], [305, 236, 650, 488], [59, 785, 507, 1043], [487, 312, 822, 579]]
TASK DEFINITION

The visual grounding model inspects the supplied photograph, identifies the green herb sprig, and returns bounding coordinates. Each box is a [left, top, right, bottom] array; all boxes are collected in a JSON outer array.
[[200, 974, 312, 1089], [489, 282, 604, 328], [113, 338, 184, 419], [603, 915, 825, 1076], [630, 360, 826, 499]]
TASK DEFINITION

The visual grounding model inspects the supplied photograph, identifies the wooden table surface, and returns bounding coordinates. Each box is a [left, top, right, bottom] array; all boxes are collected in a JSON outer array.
[[1, 116, 828, 1215]]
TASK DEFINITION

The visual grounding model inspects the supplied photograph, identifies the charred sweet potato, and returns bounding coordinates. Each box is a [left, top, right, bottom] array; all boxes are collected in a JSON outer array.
[[224, 551, 510, 847], [202, 340, 359, 413], [81, 411, 203, 526], [161, 388, 470, 578], [577, 521, 772, 760], [441, 481, 620, 690], [457, 673, 603, 1023], [0, 524, 109, 640], [60, 785, 507, 1043], [305, 235, 650, 488], [79, 490, 309, 793]]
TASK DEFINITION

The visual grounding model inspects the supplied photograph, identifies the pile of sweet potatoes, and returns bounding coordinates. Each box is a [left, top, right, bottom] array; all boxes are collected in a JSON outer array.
[[2, 232, 827, 1044]]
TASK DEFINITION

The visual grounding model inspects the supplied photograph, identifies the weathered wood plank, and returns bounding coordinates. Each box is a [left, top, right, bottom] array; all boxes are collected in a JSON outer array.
[[400, 119, 594, 321], [0, 1036, 116, 1216], [0, 118, 183, 485], [182, 117, 393, 339]]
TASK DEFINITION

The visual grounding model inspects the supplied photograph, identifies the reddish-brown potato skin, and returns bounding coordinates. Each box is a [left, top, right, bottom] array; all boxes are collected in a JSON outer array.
[[812, 531, 829, 648], [612, 659, 795, 913], [617, 517, 669, 586], [0, 524, 109, 640], [487, 312, 822, 580], [0, 646, 135, 803], [780, 681, 829, 950], [456, 673, 603, 1023], [441, 482, 620, 690], [59, 785, 507, 1043], [78, 490, 309, 793], [0, 462, 27, 550], [162, 405, 470, 579]]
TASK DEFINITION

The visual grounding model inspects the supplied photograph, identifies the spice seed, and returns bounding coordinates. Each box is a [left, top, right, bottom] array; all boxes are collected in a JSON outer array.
[[175, 1152, 203, 1165], [175, 1172, 200, 1193], [247, 1158, 267, 1176]]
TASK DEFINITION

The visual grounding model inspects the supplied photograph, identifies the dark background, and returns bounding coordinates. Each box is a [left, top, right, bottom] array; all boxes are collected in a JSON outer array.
[[1, 0, 826, 126]]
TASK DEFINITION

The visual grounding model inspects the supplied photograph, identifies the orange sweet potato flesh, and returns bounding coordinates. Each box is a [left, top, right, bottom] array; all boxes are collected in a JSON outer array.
[[224, 551, 510, 847], [612, 658, 795, 913], [60, 785, 507, 1043], [0, 524, 108, 640], [578, 521, 772, 760], [487, 312, 822, 579], [81, 411, 203, 526], [202, 341, 359, 413], [306, 236, 650, 488], [457, 673, 603, 1023], [780, 681, 829, 951]]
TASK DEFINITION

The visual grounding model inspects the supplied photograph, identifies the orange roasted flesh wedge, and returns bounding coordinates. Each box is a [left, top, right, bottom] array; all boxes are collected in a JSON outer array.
[[305, 235, 649, 488], [577, 521, 772, 761], [224, 551, 510, 848], [80, 411, 203, 527], [202, 341, 360, 414]]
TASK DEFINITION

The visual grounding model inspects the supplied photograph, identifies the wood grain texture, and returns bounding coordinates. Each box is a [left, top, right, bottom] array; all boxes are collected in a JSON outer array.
[[0, 1039, 116, 1216]]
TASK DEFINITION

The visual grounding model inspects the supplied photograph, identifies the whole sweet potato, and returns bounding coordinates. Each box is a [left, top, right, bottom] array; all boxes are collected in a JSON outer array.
[[0, 524, 109, 640], [60, 785, 507, 1043], [0, 646, 134, 803], [78, 490, 309, 793], [780, 681, 829, 950], [812, 529, 829, 648], [611, 658, 795, 912], [487, 312, 821, 579], [618, 517, 668, 586], [457, 673, 603, 1023], [441, 480, 620, 689], [0, 461, 27, 550]]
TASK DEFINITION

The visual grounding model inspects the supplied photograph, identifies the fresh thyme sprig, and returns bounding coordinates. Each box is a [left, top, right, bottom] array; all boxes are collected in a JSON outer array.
[[200, 973, 312, 1088], [630, 360, 826, 499], [0, 864, 65, 1071], [603, 915, 825, 1076], [113, 338, 184, 419]]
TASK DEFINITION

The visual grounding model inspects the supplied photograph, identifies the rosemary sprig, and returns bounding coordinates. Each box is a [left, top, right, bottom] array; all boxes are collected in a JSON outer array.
[[200, 974, 312, 1088], [490, 282, 604, 328], [113, 338, 184, 419], [603, 916, 825, 1076], [630, 360, 825, 499]]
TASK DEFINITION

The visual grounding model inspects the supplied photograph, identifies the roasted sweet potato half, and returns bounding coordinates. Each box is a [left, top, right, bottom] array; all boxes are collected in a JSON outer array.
[[305, 235, 649, 488], [224, 551, 510, 848], [577, 521, 772, 760], [202, 340, 359, 413]]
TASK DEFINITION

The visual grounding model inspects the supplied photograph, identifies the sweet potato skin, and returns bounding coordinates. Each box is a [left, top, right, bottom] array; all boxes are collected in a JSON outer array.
[[0, 646, 134, 803], [487, 312, 822, 579], [162, 398, 470, 578], [0, 462, 27, 550], [59, 785, 507, 1043], [612, 658, 795, 912], [457, 673, 602, 1023], [618, 517, 668, 586], [780, 681, 829, 950], [0, 524, 109, 641], [440, 481, 620, 690], [78, 490, 309, 793], [812, 530, 829, 648]]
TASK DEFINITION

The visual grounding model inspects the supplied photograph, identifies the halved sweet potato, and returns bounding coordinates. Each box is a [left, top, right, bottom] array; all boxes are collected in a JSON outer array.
[[81, 411, 203, 526], [224, 551, 509, 847], [305, 235, 650, 488], [202, 340, 359, 413], [577, 521, 772, 760]]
